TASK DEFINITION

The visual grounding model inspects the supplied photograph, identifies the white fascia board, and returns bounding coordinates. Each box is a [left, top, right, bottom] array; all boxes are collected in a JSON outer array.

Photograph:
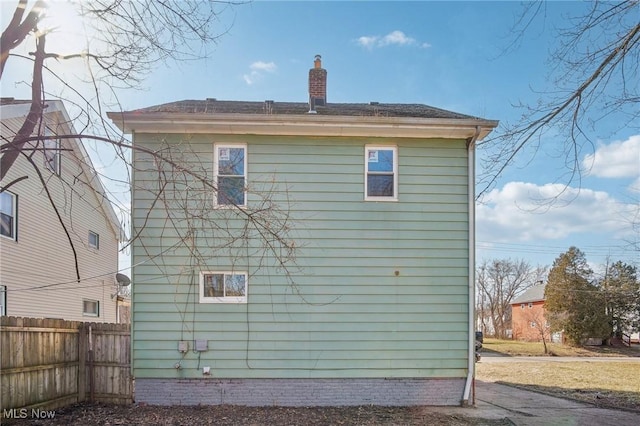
[[0, 102, 32, 119], [107, 112, 499, 141], [0, 99, 65, 119]]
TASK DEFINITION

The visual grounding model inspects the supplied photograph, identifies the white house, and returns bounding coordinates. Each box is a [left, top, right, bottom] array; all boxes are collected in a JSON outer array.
[[1, 98, 123, 322]]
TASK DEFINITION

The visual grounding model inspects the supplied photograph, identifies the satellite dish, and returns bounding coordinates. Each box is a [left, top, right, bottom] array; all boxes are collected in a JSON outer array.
[[116, 273, 131, 287]]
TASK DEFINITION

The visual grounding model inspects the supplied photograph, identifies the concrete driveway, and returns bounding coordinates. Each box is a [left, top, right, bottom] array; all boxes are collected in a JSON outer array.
[[467, 380, 640, 426], [461, 353, 640, 424]]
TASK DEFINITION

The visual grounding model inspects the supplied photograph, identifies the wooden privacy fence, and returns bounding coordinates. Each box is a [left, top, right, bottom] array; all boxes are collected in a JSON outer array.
[[1, 316, 131, 412]]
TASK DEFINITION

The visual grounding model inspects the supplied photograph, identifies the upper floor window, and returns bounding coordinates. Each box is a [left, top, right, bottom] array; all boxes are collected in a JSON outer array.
[[214, 144, 246, 206], [0, 191, 17, 240], [365, 145, 397, 201], [44, 128, 61, 175], [89, 231, 100, 249], [200, 271, 247, 303]]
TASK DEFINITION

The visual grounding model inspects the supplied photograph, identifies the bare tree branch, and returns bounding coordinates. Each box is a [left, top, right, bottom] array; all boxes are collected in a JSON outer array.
[[0, 0, 45, 77], [0, 27, 46, 181], [0, 0, 303, 300], [478, 1, 640, 201], [20, 149, 81, 282]]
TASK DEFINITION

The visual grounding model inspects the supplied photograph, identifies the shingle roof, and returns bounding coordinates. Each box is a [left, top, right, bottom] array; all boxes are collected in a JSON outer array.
[[0, 97, 31, 106], [130, 99, 483, 120], [512, 284, 546, 304]]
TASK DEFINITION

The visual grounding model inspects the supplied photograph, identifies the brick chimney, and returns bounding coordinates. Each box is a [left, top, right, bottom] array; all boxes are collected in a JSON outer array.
[[308, 54, 327, 111]]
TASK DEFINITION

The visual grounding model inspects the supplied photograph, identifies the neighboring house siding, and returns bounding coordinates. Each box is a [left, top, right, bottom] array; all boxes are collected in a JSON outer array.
[[0, 106, 119, 322], [131, 134, 470, 379], [511, 301, 547, 341]]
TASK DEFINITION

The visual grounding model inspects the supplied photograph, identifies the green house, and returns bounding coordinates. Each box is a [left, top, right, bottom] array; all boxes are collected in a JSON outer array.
[[108, 56, 498, 406]]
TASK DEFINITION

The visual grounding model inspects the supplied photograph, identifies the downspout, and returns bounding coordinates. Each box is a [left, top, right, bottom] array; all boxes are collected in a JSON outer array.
[[462, 126, 481, 406]]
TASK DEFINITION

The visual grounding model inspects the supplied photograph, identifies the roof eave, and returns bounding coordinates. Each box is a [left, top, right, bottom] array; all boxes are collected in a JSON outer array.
[[51, 102, 124, 241], [107, 112, 499, 140]]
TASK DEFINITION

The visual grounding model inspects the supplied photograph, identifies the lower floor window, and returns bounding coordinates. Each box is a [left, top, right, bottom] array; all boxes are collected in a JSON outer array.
[[200, 271, 247, 303], [0, 285, 6, 315], [83, 299, 99, 316]]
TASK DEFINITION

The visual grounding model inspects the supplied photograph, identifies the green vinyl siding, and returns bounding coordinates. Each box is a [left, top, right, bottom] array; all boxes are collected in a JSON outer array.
[[131, 134, 471, 379]]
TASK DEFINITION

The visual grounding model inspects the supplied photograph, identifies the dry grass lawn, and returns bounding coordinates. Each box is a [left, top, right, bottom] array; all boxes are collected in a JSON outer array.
[[477, 360, 640, 411], [482, 338, 640, 357]]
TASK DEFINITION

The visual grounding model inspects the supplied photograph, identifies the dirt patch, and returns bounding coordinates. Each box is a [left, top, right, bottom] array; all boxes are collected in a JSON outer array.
[[9, 403, 512, 425]]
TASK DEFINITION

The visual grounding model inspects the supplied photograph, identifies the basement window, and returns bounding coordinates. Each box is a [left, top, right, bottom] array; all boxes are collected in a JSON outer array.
[[200, 271, 247, 303], [83, 299, 99, 317], [365, 145, 397, 201]]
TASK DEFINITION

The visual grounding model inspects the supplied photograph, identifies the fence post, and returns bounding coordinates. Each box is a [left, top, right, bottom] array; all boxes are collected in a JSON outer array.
[[78, 323, 87, 402], [88, 325, 94, 402]]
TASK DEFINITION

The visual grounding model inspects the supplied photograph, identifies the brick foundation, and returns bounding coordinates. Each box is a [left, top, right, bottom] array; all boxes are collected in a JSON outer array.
[[134, 378, 465, 406]]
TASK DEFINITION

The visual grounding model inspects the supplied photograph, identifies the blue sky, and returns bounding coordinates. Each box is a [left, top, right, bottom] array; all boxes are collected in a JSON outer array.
[[2, 1, 638, 273]]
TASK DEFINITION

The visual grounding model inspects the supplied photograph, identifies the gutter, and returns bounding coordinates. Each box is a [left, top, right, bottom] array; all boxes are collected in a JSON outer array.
[[106, 111, 498, 140], [462, 125, 481, 406]]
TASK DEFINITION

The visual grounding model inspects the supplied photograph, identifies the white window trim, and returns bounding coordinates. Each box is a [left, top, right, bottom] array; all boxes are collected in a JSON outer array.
[[89, 231, 100, 249], [0, 190, 17, 241], [213, 143, 247, 207], [364, 145, 398, 201], [44, 127, 61, 175], [199, 271, 248, 304], [0, 285, 6, 316], [82, 299, 99, 317]]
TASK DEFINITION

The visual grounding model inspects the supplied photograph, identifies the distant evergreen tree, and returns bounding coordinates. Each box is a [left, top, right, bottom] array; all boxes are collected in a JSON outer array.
[[602, 261, 640, 338], [545, 247, 609, 345]]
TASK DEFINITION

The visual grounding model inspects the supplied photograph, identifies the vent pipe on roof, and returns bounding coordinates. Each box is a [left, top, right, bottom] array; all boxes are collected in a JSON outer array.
[[308, 54, 327, 113], [264, 100, 274, 115]]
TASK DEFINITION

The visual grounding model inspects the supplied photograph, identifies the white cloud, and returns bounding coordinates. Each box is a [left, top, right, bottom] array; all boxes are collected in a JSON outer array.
[[380, 30, 415, 46], [356, 30, 430, 50], [243, 61, 277, 85], [357, 36, 378, 49], [242, 72, 257, 85], [582, 134, 640, 179], [250, 61, 277, 72], [477, 181, 634, 242]]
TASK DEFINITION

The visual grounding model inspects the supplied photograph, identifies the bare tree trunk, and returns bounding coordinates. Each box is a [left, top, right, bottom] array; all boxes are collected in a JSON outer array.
[[0, 30, 45, 182]]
